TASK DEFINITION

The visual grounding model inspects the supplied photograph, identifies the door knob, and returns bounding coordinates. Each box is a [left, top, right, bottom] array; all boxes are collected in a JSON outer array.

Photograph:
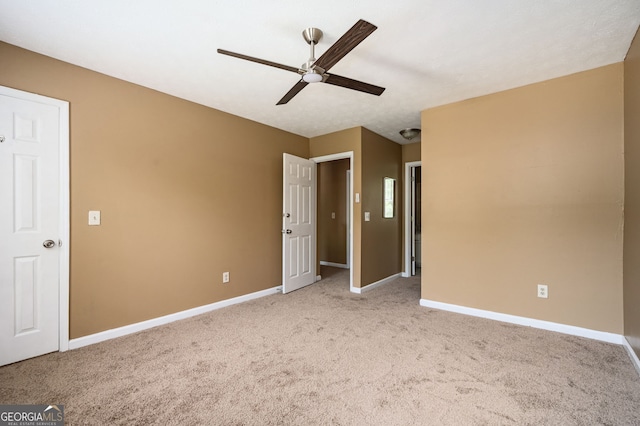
[[43, 239, 56, 248], [282, 229, 292, 234]]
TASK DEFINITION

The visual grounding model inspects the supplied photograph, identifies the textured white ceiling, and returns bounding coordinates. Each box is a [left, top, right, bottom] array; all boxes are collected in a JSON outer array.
[[1, 0, 639, 144]]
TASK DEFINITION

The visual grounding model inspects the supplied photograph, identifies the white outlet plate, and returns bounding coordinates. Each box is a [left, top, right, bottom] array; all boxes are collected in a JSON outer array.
[[88, 210, 101, 226], [222, 272, 230, 283], [537, 284, 548, 298]]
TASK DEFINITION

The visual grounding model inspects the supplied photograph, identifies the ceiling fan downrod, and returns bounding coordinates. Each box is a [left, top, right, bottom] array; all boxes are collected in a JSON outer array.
[[302, 28, 324, 81]]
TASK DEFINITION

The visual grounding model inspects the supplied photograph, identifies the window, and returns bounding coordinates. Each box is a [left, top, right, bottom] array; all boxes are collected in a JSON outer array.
[[383, 177, 395, 218]]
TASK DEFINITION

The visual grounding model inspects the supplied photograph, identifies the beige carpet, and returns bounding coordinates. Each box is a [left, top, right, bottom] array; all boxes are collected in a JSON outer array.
[[1, 267, 639, 425]]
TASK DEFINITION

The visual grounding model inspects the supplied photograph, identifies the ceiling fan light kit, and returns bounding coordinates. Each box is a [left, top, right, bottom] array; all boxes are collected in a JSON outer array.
[[302, 70, 323, 83], [218, 19, 385, 105]]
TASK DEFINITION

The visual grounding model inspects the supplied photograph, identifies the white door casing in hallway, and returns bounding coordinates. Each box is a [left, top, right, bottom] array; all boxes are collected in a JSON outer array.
[[0, 86, 69, 366], [311, 151, 355, 292]]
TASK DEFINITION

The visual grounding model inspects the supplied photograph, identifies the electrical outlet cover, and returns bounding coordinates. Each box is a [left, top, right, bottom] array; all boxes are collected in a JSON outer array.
[[537, 284, 548, 298], [88, 210, 101, 226]]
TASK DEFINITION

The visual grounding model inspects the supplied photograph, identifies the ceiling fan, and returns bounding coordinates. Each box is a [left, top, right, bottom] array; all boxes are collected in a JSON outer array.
[[217, 19, 385, 105]]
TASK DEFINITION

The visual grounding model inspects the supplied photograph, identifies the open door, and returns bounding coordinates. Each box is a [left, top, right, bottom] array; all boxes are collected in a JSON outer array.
[[411, 166, 417, 276], [282, 153, 316, 293], [0, 87, 69, 366]]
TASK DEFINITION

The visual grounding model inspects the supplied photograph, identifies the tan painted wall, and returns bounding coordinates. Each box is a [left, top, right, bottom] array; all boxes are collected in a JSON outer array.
[[310, 127, 362, 287], [402, 142, 421, 164], [0, 42, 309, 338], [361, 128, 403, 286], [318, 159, 349, 265], [421, 63, 624, 333], [624, 27, 640, 356]]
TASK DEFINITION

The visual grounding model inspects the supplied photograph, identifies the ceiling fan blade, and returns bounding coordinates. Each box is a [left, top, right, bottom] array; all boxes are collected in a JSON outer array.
[[324, 74, 385, 96], [217, 49, 301, 74], [277, 80, 308, 105], [313, 19, 377, 72]]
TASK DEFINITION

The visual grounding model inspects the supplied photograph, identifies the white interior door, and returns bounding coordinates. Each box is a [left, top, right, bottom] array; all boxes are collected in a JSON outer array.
[[282, 153, 316, 293], [0, 91, 62, 366]]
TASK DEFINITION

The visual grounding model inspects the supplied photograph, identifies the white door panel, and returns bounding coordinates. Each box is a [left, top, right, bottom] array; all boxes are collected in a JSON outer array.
[[0, 93, 60, 366], [282, 153, 316, 293]]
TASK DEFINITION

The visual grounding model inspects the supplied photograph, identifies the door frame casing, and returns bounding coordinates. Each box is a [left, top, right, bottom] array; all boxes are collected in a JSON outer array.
[[403, 161, 421, 277], [346, 169, 351, 269], [311, 151, 354, 293], [0, 85, 70, 352]]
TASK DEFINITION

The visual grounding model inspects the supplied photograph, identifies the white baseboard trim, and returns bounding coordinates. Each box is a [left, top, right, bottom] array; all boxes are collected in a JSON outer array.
[[352, 273, 402, 294], [320, 261, 349, 269], [401, 272, 410, 278], [419, 299, 624, 345], [69, 286, 281, 350], [622, 337, 640, 376]]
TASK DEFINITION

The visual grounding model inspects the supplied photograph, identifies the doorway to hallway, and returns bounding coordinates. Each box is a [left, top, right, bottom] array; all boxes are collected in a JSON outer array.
[[404, 162, 422, 277], [312, 152, 354, 291]]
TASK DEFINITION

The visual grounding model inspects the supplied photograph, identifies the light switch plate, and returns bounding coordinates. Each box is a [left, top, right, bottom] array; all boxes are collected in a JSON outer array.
[[88, 210, 101, 226], [364, 212, 370, 221]]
